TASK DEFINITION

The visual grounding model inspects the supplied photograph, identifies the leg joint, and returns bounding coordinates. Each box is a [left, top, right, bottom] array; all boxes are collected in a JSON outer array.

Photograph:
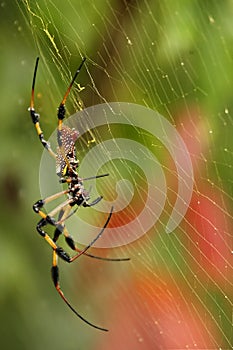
[[46, 215, 56, 226], [33, 199, 44, 213], [30, 108, 40, 124], [39, 133, 50, 150], [36, 219, 46, 237]]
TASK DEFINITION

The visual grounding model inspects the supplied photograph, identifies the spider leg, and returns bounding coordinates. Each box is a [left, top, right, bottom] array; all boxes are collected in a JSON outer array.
[[82, 173, 109, 181], [51, 249, 108, 332], [34, 194, 119, 264], [52, 205, 113, 259], [69, 207, 113, 262], [34, 195, 74, 262], [50, 206, 117, 331], [54, 206, 130, 262], [79, 251, 130, 262], [53, 194, 101, 225], [35, 202, 127, 329], [65, 216, 130, 262], [57, 58, 86, 135], [33, 189, 70, 214], [83, 196, 103, 207], [29, 57, 56, 159], [36, 216, 71, 263], [52, 207, 66, 243], [59, 173, 109, 184]]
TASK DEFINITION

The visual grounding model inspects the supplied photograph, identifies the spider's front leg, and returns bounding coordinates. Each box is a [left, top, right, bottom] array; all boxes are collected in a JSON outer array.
[[29, 57, 56, 158], [57, 57, 86, 145], [29, 107, 56, 158]]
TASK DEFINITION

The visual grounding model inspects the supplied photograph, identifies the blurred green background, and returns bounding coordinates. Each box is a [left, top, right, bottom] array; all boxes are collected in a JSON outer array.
[[0, 1, 232, 349]]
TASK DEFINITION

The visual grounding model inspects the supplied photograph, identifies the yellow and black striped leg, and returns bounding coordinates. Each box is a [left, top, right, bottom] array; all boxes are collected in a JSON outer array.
[[51, 249, 108, 331], [33, 200, 114, 264], [29, 107, 56, 158], [33, 193, 74, 262], [29, 57, 56, 158], [36, 216, 71, 263]]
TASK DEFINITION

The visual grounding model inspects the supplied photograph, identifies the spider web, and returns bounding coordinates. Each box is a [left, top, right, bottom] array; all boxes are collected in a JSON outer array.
[[18, 1, 232, 349]]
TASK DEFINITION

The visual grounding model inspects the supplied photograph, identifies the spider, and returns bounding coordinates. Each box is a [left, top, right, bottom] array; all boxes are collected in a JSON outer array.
[[29, 57, 129, 332]]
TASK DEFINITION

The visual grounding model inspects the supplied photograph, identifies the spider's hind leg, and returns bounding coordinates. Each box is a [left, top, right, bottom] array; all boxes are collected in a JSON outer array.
[[51, 249, 108, 332]]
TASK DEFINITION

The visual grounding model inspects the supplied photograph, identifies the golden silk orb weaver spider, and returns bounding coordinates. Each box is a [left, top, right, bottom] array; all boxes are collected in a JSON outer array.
[[29, 57, 129, 332]]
